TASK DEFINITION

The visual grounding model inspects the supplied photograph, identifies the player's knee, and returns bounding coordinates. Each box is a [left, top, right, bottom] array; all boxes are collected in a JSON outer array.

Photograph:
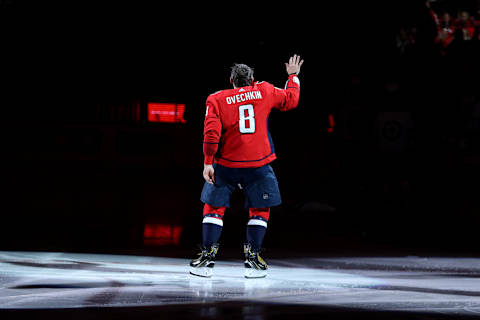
[[203, 203, 226, 227], [248, 208, 270, 228]]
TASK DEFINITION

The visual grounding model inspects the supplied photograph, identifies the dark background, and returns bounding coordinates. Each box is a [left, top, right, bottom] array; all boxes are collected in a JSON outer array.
[[1, 0, 479, 256]]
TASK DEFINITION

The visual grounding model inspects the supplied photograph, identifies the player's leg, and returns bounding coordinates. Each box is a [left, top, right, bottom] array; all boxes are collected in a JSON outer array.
[[246, 207, 270, 251], [243, 164, 281, 278], [202, 204, 226, 248], [189, 204, 226, 277], [244, 207, 270, 278], [191, 164, 234, 277]]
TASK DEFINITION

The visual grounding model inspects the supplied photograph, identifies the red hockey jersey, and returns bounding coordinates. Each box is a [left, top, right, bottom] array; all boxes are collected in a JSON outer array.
[[203, 74, 300, 168]]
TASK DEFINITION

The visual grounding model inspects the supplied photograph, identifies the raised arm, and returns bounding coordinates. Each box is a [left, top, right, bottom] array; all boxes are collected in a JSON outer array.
[[273, 54, 304, 111]]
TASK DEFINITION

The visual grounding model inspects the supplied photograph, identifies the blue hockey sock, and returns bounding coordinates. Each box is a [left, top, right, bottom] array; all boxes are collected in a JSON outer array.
[[246, 225, 267, 250], [202, 223, 222, 248]]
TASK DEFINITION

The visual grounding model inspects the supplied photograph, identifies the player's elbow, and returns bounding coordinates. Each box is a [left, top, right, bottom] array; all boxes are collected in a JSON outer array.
[[282, 96, 300, 111]]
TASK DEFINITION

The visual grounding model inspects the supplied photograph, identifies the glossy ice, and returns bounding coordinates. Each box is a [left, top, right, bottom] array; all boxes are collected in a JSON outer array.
[[0, 251, 479, 316]]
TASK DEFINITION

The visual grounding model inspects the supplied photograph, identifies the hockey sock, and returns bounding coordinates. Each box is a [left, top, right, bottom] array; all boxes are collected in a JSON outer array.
[[246, 208, 270, 250], [202, 224, 222, 248], [202, 204, 226, 247]]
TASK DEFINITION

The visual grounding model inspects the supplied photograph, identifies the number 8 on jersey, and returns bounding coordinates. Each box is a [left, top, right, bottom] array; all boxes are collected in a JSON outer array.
[[239, 104, 255, 134]]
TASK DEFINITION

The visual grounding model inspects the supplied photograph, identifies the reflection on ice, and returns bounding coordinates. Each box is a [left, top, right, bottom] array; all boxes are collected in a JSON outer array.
[[0, 251, 479, 316], [185, 260, 382, 302]]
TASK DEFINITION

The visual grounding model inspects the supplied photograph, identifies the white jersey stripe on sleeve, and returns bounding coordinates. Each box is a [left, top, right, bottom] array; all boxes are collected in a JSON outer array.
[[284, 76, 300, 89]]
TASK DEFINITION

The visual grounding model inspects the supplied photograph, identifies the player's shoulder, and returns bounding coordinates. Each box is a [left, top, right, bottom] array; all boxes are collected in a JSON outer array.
[[207, 90, 222, 101], [254, 80, 275, 93], [207, 88, 235, 101], [254, 80, 271, 87]]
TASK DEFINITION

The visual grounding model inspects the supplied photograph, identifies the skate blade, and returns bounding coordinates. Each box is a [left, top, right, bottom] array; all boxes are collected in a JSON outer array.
[[244, 268, 267, 278], [190, 266, 213, 278]]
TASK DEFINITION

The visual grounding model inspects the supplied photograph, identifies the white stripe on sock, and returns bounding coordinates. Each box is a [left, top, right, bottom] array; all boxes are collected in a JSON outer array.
[[203, 217, 223, 227], [247, 219, 267, 228]]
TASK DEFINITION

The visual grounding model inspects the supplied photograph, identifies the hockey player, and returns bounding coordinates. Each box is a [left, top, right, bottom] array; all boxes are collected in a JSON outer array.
[[190, 54, 304, 278]]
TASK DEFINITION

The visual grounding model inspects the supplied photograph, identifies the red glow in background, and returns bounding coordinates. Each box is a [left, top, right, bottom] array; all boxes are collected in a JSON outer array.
[[148, 103, 186, 123]]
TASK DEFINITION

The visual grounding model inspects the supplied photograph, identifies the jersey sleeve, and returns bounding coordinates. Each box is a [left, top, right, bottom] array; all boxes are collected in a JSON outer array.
[[271, 74, 301, 112], [203, 95, 222, 165]]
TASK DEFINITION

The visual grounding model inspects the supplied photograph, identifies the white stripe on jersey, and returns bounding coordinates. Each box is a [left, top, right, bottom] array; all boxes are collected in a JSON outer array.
[[284, 76, 300, 89]]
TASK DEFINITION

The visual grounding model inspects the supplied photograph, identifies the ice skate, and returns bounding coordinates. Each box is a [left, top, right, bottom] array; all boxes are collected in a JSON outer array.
[[189, 243, 219, 278], [244, 243, 268, 278]]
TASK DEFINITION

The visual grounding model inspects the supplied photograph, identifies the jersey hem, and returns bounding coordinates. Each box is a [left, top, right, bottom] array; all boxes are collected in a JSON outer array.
[[214, 154, 277, 168]]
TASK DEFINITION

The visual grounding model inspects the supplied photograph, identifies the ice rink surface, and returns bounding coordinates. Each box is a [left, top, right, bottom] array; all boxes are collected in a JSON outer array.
[[0, 251, 479, 319]]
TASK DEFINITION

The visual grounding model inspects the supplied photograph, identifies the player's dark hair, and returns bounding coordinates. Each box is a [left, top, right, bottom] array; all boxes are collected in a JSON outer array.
[[230, 63, 254, 87]]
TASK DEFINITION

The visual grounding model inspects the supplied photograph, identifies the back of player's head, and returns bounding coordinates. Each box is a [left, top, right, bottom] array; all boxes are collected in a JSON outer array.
[[230, 63, 254, 87]]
